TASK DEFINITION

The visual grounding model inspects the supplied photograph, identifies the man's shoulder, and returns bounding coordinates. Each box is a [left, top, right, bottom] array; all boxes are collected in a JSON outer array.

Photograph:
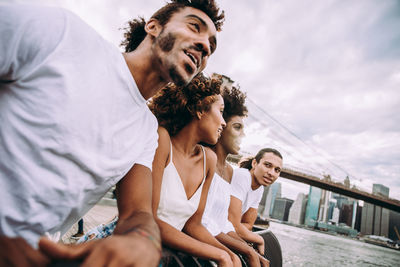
[[232, 168, 251, 187], [141, 111, 159, 141], [233, 167, 250, 177]]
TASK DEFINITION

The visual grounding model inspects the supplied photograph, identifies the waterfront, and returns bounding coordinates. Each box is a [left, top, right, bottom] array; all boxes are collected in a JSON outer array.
[[269, 221, 400, 267]]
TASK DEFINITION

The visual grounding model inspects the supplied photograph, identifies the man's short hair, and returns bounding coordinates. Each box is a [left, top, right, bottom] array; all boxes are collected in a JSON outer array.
[[121, 0, 224, 52]]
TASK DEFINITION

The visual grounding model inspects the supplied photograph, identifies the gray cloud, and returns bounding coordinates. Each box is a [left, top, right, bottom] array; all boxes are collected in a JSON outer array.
[[6, 0, 400, 199]]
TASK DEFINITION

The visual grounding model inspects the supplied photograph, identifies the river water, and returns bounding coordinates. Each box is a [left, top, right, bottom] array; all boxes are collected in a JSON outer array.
[[268, 221, 400, 267]]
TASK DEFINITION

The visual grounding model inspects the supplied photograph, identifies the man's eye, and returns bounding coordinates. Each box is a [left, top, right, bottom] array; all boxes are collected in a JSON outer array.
[[190, 23, 200, 32]]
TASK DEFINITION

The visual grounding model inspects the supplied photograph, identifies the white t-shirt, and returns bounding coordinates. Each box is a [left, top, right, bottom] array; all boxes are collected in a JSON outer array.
[[230, 168, 264, 215], [0, 5, 158, 246], [202, 173, 235, 236]]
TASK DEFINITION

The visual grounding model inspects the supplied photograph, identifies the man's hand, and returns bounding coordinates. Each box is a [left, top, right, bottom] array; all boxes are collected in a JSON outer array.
[[0, 236, 50, 267], [39, 232, 161, 267], [255, 236, 265, 255], [258, 254, 269, 267]]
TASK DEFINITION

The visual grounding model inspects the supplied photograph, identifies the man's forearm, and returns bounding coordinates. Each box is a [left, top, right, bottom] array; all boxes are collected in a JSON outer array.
[[115, 211, 161, 248], [236, 223, 263, 245]]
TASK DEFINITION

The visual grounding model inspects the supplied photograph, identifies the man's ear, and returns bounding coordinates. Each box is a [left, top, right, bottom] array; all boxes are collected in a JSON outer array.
[[252, 158, 257, 169], [145, 18, 162, 37], [196, 111, 203, 120]]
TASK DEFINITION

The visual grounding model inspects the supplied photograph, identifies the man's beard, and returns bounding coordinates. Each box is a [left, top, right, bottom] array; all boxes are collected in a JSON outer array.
[[168, 67, 188, 87], [155, 31, 194, 86], [157, 31, 176, 52]]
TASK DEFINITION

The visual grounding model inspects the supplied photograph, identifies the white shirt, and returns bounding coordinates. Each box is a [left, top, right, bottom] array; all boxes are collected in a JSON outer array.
[[231, 168, 264, 215], [202, 173, 235, 236], [0, 5, 158, 246]]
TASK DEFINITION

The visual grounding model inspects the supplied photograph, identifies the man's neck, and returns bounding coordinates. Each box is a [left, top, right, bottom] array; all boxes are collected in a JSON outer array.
[[250, 169, 262, 190], [214, 144, 228, 171], [123, 48, 167, 100]]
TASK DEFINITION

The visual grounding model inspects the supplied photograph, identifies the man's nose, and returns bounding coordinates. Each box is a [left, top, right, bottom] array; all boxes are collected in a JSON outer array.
[[194, 39, 211, 59]]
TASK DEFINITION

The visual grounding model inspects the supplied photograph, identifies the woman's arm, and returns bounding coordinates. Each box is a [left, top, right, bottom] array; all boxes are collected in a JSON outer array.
[[151, 129, 233, 267], [184, 148, 240, 267]]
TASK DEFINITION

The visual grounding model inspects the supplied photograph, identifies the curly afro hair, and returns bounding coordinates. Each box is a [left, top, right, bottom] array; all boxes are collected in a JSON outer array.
[[221, 85, 247, 122], [121, 0, 225, 52], [148, 73, 222, 136], [212, 73, 248, 122]]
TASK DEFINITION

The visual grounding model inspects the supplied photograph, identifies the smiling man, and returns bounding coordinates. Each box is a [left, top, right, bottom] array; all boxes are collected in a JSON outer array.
[[0, 1, 224, 266]]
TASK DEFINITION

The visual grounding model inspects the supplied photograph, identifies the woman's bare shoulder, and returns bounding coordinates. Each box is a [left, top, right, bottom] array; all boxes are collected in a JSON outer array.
[[203, 146, 217, 161], [202, 146, 217, 172]]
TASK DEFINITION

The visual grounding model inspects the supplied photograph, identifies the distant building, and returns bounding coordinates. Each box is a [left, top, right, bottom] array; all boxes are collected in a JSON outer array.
[[332, 193, 350, 209], [331, 193, 359, 228], [360, 203, 390, 237], [258, 183, 281, 218], [304, 186, 322, 227], [258, 187, 268, 216], [344, 176, 350, 188], [288, 193, 307, 225], [388, 211, 400, 241], [327, 199, 337, 221], [360, 184, 390, 237], [361, 202, 374, 235], [354, 205, 363, 232], [271, 197, 294, 221], [332, 207, 340, 224], [339, 203, 354, 227], [372, 184, 389, 198], [318, 190, 330, 222]]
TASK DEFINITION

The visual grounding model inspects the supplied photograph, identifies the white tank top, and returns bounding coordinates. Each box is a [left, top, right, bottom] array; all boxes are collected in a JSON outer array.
[[157, 143, 206, 231]]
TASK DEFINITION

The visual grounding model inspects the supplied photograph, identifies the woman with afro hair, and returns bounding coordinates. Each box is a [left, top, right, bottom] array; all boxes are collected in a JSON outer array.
[[149, 73, 241, 267]]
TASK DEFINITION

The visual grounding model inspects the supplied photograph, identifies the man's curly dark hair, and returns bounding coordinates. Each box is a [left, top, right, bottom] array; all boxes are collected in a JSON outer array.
[[121, 0, 224, 52], [212, 74, 248, 122], [148, 72, 222, 136], [221, 85, 248, 122]]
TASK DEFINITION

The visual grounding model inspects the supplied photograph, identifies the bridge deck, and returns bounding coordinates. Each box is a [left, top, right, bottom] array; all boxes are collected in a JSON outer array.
[[281, 168, 400, 213]]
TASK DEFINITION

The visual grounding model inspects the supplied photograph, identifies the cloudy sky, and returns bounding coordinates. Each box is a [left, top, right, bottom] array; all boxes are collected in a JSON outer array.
[[5, 0, 400, 200]]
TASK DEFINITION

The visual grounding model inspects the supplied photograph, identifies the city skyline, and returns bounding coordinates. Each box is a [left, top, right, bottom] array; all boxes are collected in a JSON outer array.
[[260, 181, 399, 242]]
